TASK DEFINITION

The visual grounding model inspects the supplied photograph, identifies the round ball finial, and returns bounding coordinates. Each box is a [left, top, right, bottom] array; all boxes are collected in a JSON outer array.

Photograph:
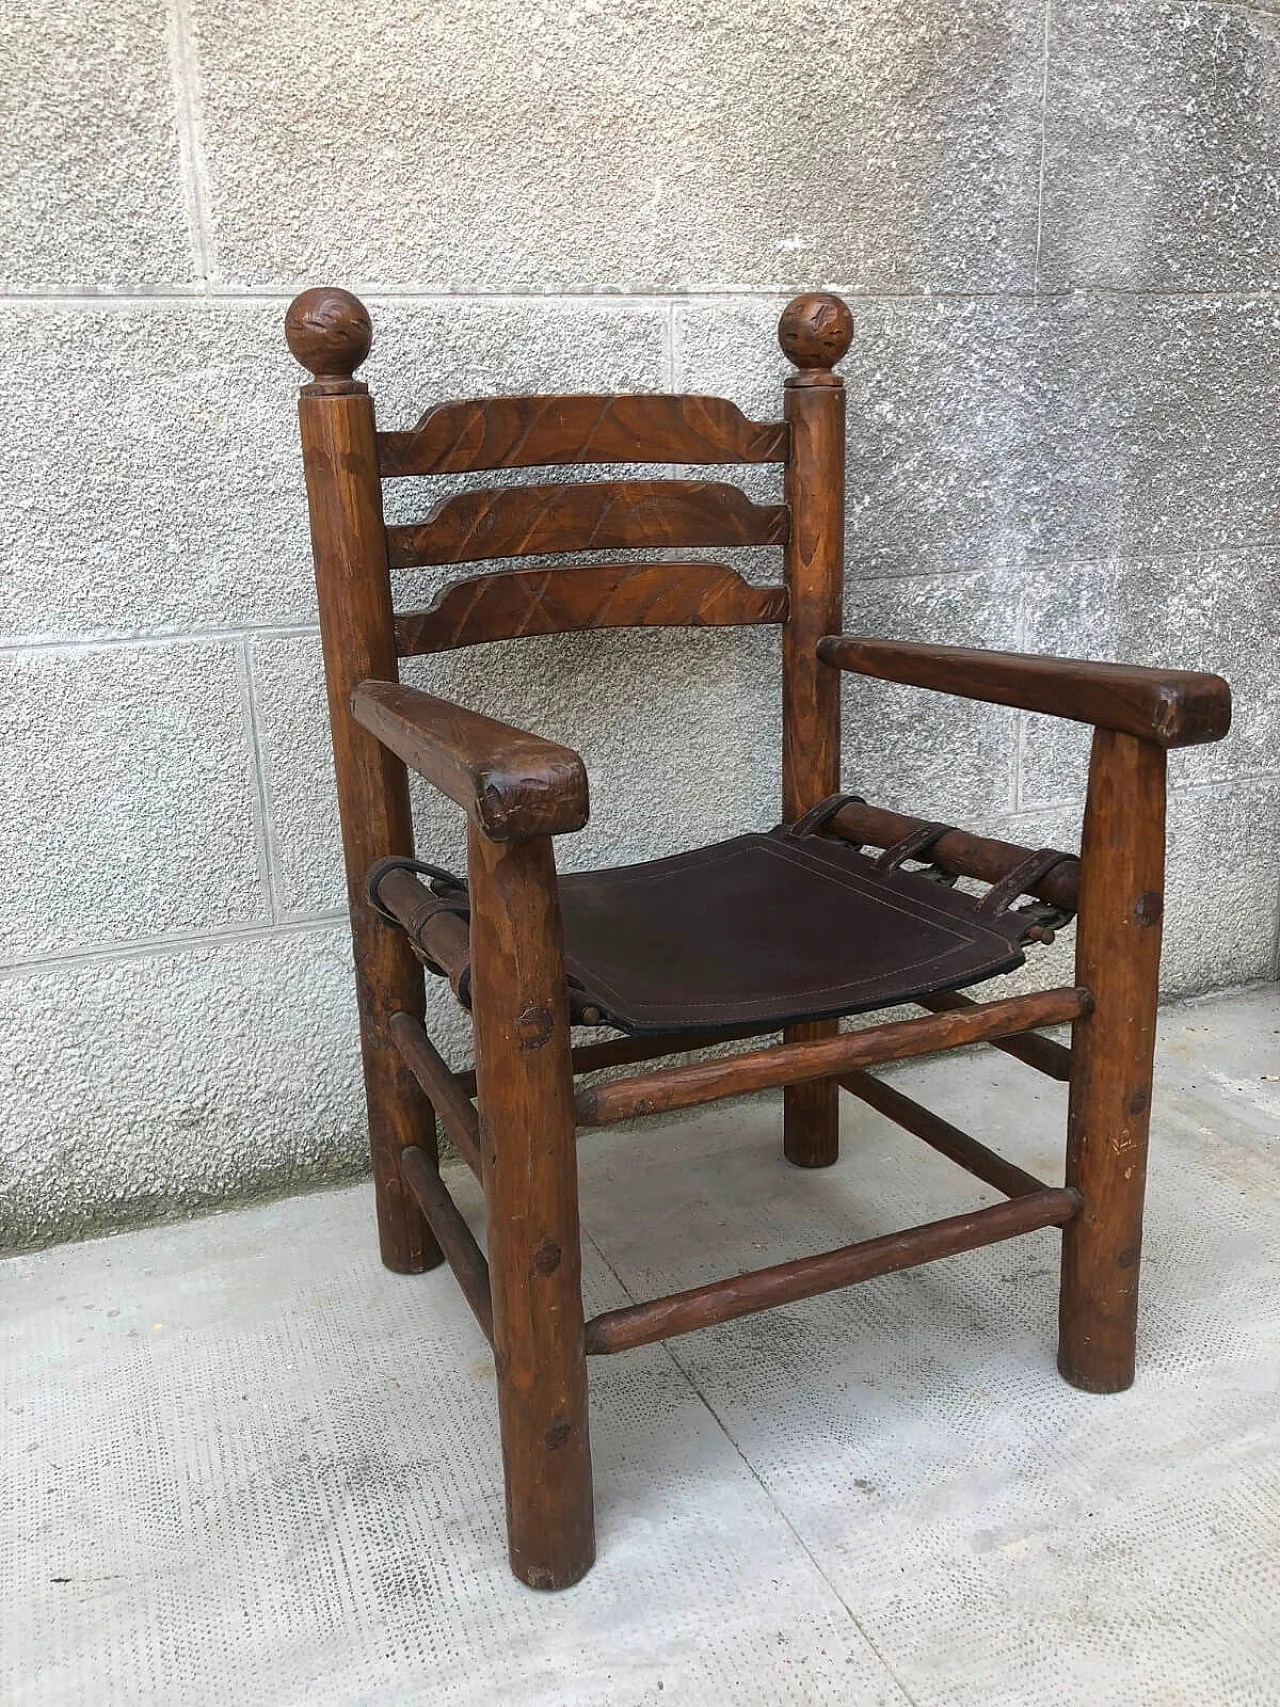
[[778, 292, 853, 379], [285, 287, 373, 391]]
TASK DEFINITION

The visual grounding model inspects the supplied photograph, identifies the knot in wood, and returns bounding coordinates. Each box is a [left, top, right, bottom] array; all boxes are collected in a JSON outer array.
[[1133, 890, 1163, 928], [516, 1005, 553, 1050], [530, 1239, 561, 1277]]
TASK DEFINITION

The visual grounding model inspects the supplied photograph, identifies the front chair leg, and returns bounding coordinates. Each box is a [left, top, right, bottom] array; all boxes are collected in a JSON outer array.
[[1059, 729, 1166, 1393], [467, 825, 595, 1589]]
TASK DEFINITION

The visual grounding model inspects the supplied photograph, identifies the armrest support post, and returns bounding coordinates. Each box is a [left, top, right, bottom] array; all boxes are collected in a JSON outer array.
[[466, 824, 594, 1587], [1059, 729, 1167, 1393]]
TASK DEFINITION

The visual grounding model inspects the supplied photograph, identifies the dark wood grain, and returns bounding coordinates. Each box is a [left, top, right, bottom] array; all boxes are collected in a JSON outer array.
[[777, 292, 855, 383], [817, 636, 1232, 750], [838, 1070, 1049, 1198], [575, 987, 1091, 1128], [584, 1188, 1079, 1355], [386, 479, 788, 568], [389, 1012, 482, 1180], [378, 393, 788, 476], [352, 678, 589, 841], [394, 561, 788, 656], [288, 296, 438, 1276], [1058, 731, 1167, 1393], [285, 286, 372, 396], [779, 294, 851, 1170], [399, 1145, 494, 1344], [468, 826, 594, 1591]]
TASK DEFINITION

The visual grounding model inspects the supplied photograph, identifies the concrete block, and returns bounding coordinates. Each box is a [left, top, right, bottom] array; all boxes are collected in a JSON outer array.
[[0, 929, 367, 1250], [1, 301, 315, 642], [1029, 295, 1280, 564], [1, 298, 665, 644], [841, 571, 1021, 824], [1040, 1, 1280, 292], [409, 625, 784, 864], [252, 622, 785, 920], [677, 293, 1280, 576], [1163, 777, 1280, 995], [0, 640, 266, 963], [1019, 550, 1280, 808], [189, 0, 1044, 292], [998, 775, 1280, 997], [678, 294, 1058, 578], [248, 633, 343, 918], [0, 0, 193, 289]]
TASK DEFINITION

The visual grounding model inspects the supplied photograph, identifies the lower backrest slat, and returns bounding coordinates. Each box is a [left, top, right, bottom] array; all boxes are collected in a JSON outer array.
[[395, 561, 789, 656]]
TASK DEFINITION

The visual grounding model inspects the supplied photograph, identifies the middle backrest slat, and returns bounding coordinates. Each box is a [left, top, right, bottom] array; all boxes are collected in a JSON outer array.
[[385, 479, 790, 569]]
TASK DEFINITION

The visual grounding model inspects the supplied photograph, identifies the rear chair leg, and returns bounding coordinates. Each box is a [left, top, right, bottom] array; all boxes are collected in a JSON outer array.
[[784, 1022, 840, 1167], [1058, 730, 1166, 1393], [468, 826, 595, 1589], [289, 336, 441, 1276], [355, 911, 444, 1275]]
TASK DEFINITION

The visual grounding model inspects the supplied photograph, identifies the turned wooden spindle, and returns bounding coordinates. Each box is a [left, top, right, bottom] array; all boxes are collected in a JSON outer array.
[[286, 288, 440, 1274], [777, 292, 853, 1170]]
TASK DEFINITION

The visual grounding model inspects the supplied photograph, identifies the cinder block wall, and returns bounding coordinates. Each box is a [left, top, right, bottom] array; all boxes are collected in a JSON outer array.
[[3, 1, 1277, 1249]]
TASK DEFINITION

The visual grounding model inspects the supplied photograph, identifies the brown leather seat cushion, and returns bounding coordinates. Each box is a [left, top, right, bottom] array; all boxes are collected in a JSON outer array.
[[556, 829, 1027, 1036]]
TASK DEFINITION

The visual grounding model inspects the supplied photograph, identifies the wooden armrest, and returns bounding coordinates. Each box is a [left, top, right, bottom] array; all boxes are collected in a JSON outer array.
[[351, 679, 589, 840], [816, 636, 1231, 749]]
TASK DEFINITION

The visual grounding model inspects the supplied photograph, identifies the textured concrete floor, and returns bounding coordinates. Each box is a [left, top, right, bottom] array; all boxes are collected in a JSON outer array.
[[4, 986, 1277, 1706]]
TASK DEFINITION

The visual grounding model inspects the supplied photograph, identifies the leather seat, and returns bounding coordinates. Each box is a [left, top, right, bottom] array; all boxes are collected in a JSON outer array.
[[556, 826, 1030, 1035]]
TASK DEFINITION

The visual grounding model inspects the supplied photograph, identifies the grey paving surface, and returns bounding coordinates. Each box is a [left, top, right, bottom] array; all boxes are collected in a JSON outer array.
[[3, 987, 1277, 1706]]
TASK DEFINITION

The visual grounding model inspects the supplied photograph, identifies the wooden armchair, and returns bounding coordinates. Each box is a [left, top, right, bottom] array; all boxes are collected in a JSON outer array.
[[284, 288, 1231, 1590]]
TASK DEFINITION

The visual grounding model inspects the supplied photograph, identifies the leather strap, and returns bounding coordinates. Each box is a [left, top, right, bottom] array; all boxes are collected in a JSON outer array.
[[977, 849, 1079, 919], [785, 793, 866, 841], [874, 822, 951, 873], [365, 856, 468, 927], [365, 857, 471, 986]]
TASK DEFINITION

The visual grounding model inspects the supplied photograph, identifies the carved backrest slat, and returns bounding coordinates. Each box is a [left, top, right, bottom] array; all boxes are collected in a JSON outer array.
[[395, 562, 789, 656], [286, 288, 852, 685], [385, 480, 788, 570], [378, 394, 787, 476]]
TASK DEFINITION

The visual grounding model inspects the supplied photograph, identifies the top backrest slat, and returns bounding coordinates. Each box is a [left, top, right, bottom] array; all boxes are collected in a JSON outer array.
[[377, 393, 788, 477]]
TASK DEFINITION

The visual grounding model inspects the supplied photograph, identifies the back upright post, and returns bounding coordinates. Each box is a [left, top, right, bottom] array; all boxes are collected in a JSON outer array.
[[285, 288, 441, 1275], [778, 292, 854, 1169]]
